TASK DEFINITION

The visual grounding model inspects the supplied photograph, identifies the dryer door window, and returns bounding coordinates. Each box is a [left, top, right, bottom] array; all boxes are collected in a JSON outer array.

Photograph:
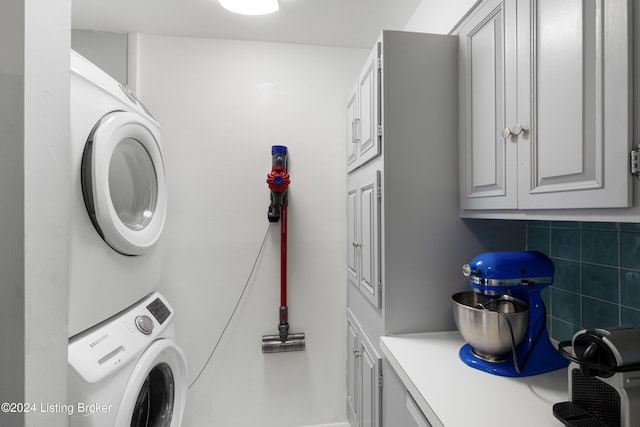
[[109, 138, 158, 231], [82, 111, 167, 255]]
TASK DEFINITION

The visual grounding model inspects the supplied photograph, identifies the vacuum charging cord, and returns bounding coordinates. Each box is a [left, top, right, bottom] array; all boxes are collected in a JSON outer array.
[[188, 223, 272, 390]]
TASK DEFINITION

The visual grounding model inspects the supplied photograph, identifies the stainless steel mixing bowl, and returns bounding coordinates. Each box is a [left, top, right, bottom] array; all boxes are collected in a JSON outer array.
[[452, 291, 529, 361]]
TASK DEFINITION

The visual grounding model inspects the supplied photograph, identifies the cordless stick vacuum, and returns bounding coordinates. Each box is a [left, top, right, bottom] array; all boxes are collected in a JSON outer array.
[[262, 146, 306, 353]]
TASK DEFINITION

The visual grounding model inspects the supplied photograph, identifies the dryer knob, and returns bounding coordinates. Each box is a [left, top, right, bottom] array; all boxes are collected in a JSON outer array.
[[135, 315, 154, 335]]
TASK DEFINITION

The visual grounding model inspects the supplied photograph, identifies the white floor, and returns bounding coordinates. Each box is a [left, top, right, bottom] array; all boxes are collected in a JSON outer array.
[[298, 423, 350, 427]]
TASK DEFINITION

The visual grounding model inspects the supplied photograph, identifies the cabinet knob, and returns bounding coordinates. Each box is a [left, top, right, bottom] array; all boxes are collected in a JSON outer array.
[[352, 241, 362, 248], [502, 124, 527, 139], [353, 348, 362, 357]]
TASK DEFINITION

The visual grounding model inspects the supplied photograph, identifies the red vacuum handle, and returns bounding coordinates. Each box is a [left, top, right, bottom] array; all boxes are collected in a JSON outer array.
[[280, 205, 287, 309]]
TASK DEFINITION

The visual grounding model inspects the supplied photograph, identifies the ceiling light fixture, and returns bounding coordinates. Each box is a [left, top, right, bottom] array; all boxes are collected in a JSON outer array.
[[218, 0, 279, 15]]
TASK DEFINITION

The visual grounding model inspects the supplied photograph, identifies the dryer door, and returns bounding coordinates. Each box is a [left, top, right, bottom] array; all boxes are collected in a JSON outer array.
[[115, 338, 188, 427], [82, 111, 167, 255]]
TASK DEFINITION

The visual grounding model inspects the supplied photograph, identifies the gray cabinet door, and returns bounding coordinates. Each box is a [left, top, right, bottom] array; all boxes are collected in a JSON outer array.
[[346, 82, 358, 169], [358, 171, 381, 308], [458, 0, 518, 209], [405, 393, 432, 427], [459, 0, 632, 211], [347, 311, 359, 426], [356, 43, 381, 171], [359, 328, 381, 427], [348, 41, 382, 174], [347, 170, 381, 309], [347, 309, 381, 427], [517, 0, 632, 209]]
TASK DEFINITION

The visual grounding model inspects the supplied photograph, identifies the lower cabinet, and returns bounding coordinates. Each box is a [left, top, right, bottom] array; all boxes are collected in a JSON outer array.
[[405, 394, 431, 427], [383, 358, 433, 427], [347, 309, 382, 427]]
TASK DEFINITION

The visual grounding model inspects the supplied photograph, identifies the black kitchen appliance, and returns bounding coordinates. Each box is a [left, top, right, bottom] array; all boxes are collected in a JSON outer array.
[[554, 326, 640, 427]]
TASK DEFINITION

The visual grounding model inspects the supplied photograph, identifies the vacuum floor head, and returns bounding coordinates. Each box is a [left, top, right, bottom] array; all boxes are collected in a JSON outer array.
[[262, 333, 306, 353]]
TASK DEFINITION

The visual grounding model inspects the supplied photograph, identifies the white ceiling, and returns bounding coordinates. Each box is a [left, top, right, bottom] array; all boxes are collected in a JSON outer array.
[[71, 0, 423, 49]]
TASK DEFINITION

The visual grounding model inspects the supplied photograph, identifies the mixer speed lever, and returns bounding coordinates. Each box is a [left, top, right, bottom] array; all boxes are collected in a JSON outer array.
[[462, 264, 480, 277]]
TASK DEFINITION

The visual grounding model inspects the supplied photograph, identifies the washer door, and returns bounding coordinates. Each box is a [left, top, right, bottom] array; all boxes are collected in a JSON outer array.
[[115, 339, 188, 427], [82, 111, 167, 255]]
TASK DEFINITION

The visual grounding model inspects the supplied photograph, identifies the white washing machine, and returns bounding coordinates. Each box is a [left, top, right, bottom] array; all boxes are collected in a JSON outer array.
[[68, 292, 187, 427], [69, 50, 167, 336]]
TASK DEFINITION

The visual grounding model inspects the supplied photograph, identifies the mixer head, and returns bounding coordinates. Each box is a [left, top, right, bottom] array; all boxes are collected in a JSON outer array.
[[462, 251, 554, 295]]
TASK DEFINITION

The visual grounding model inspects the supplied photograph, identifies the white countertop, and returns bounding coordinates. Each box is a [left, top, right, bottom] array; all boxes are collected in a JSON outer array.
[[380, 331, 568, 427]]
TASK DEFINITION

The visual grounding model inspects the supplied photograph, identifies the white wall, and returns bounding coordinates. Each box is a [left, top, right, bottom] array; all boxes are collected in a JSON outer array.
[[131, 34, 367, 427], [404, 0, 479, 34], [71, 29, 128, 84], [0, 1, 70, 426]]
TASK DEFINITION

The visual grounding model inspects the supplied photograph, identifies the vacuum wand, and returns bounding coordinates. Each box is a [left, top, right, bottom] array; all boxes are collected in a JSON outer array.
[[262, 146, 305, 353], [279, 204, 288, 341]]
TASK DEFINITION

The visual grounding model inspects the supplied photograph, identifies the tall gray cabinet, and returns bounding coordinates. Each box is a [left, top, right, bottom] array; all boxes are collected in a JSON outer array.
[[344, 30, 525, 427]]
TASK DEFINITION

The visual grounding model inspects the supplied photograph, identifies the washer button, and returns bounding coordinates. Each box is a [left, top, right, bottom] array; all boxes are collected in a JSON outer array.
[[135, 315, 154, 335]]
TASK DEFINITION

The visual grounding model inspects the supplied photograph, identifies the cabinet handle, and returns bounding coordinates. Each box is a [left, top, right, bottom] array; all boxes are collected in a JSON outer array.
[[502, 123, 527, 139], [352, 120, 357, 143], [354, 118, 360, 143]]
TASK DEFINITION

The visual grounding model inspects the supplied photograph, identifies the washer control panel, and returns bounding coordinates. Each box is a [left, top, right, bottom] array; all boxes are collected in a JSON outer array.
[[68, 292, 175, 383], [146, 297, 171, 324], [135, 315, 154, 334]]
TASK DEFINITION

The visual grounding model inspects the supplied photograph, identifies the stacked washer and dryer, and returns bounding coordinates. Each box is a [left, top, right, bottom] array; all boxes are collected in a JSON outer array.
[[68, 50, 187, 427]]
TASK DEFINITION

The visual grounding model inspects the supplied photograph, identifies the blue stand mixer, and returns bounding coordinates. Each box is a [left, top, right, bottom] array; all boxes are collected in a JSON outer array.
[[453, 251, 569, 377]]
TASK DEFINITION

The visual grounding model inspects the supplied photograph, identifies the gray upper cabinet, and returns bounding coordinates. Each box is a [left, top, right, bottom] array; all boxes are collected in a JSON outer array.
[[346, 81, 359, 168], [347, 44, 382, 173], [458, 0, 516, 209], [458, 0, 633, 211]]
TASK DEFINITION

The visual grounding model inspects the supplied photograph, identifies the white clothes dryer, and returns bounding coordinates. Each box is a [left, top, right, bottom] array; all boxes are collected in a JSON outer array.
[[69, 50, 167, 336], [68, 292, 187, 427]]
